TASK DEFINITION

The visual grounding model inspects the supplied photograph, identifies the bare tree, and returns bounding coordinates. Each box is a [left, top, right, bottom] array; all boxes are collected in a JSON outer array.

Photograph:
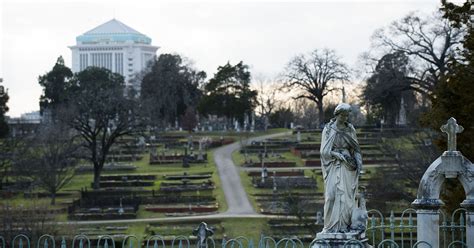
[[14, 123, 81, 205], [60, 67, 140, 190], [253, 76, 281, 130], [0, 137, 22, 191], [282, 49, 350, 126], [370, 11, 465, 98]]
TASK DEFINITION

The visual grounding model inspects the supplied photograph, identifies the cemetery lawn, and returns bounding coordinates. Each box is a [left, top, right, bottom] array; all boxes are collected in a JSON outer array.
[[0, 129, 290, 223], [69, 217, 270, 242]]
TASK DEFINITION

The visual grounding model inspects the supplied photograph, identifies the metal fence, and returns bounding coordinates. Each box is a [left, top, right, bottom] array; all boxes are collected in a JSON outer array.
[[365, 208, 467, 248], [0, 233, 468, 248], [0, 208, 468, 248]]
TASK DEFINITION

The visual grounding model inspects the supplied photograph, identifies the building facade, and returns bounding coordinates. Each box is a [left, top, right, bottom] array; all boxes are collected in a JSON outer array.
[[69, 19, 159, 90]]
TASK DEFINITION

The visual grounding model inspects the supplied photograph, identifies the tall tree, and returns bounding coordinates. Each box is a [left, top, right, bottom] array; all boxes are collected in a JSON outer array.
[[424, 1, 474, 160], [282, 49, 350, 126], [198, 61, 258, 124], [370, 11, 465, 99], [38, 56, 74, 118], [0, 90, 9, 138], [63, 67, 139, 189], [14, 123, 80, 205], [362, 52, 416, 126], [181, 106, 198, 133], [140, 54, 205, 127]]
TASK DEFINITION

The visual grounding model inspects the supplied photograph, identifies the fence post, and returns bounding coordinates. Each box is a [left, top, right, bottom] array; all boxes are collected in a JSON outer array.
[[460, 200, 474, 248]]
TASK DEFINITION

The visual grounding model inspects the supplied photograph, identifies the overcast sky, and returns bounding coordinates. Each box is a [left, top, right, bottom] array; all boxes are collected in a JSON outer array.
[[1, 0, 444, 117]]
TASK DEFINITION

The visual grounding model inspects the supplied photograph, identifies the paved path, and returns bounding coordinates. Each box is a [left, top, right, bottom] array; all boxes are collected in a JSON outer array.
[[64, 213, 282, 225], [213, 131, 292, 215], [242, 164, 393, 172]]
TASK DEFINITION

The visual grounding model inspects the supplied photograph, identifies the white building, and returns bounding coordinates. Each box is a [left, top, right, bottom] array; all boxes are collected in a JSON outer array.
[[69, 19, 159, 90]]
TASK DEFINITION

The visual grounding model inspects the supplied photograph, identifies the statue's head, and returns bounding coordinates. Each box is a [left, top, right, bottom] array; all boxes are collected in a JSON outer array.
[[334, 103, 351, 123]]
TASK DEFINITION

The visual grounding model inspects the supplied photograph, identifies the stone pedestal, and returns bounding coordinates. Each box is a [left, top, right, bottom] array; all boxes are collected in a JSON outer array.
[[412, 199, 443, 248], [415, 209, 439, 248], [312, 232, 370, 248]]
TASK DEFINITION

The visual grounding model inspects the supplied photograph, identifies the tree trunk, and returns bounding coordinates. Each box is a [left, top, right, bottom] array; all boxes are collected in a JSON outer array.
[[317, 102, 325, 127], [93, 165, 101, 189], [264, 115, 268, 131], [50, 192, 56, 205]]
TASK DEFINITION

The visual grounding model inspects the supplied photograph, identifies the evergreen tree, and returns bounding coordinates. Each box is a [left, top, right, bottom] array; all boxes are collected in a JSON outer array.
[[38, 56, 74, 118], [0, 90, 9, 138], [140, 54, 205, 127], [198, 61, 258, 124]]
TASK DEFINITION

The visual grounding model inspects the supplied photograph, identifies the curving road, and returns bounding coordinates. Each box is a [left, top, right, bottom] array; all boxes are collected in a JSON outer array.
[[62, 131, 292, 225], [213, 131, 292, 215]]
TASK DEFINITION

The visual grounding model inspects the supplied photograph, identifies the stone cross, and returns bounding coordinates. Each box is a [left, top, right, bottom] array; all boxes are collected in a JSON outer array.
[[440, 117, 464, 152]]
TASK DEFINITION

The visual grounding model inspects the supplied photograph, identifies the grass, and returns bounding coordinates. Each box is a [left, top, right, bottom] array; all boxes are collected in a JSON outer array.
[[57, 216, 271, 240]]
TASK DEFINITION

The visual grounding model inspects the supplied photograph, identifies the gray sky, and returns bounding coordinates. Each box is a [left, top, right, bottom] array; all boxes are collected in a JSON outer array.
[[1, 0, 441, 117]]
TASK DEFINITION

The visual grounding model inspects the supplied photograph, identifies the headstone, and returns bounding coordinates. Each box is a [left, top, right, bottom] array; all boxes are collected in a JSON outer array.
[[244, 114, 249, 131], [272, 171, 277, 191], [296, 131, 301, 143], [290, 122, 294, 129], [251, 112, 255, 133], [234, 120, 239, 132], [197, 139, 204, 161], [315, 211, 323, 224], [137, 136, 146, 148], [179, 127, 183, 132], [192, 222, 214, 248], [396, 96, 407, 126], [261, 167, 268, 184]]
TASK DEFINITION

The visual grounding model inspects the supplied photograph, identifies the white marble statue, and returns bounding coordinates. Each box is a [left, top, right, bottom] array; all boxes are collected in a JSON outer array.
[[320, 103, 362, 233]]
